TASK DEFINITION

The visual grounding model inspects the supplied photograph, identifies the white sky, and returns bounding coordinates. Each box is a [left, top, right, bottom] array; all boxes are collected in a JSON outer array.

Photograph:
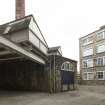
[[0, 0, 105, 65]]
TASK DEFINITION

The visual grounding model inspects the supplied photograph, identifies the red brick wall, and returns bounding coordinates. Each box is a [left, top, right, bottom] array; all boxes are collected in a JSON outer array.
[[16, 0, 25, 19]]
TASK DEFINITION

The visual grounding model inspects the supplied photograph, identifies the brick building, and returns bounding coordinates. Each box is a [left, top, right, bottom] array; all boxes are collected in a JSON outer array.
[[79, 25, 105, 85]]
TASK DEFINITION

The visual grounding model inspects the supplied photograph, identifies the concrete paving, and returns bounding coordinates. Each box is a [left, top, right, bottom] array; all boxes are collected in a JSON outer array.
[[0, 86, 105, 105]]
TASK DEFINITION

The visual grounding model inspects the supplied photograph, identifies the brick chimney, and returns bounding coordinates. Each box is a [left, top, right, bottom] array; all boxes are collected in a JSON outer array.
[[16, 0, 25, 19]]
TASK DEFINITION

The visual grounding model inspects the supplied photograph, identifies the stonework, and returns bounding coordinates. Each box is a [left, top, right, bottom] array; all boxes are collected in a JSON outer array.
[[81, 80, 105, 85]]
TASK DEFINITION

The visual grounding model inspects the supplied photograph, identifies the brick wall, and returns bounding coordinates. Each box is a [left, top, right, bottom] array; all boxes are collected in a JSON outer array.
[[16, 0, 25, 19]]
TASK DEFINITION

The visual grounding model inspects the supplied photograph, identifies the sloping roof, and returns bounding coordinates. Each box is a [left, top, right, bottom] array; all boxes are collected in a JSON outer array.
[[0, 15, 32, 35], [0, 14, 48, 47], [48, 46, 61, 53]]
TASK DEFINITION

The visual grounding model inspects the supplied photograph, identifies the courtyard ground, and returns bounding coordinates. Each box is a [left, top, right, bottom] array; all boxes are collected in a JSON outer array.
[[0, 85, 105, 105]]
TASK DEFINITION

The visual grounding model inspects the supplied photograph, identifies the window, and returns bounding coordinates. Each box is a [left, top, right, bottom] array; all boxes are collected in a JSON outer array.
[[96, 31, 105, 40], [83, 73, 87, 80], [83, 60, 87, 68], [96, 56, 105, 66], [82, 36, 93, 45], [96, 71, 104, 80], [83, 59, 93, 68], [88, 73, 94, 80], [61, 62, 74, 71], [83, 47, 93, 56], [96, 44, 105, 53], [103, 57, 105, 65], [65, 63, 69, 70], [83, 72, 94, 80], [96, 57, 103, 66], [87, 59, 93, 67]]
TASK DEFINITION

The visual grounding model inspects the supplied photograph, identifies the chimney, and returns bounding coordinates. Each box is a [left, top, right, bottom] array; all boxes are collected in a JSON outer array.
[[16, 0, 25, 19]]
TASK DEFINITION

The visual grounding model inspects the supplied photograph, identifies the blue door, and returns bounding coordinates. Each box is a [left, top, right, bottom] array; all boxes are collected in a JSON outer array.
[[61, 70, 74, 85]]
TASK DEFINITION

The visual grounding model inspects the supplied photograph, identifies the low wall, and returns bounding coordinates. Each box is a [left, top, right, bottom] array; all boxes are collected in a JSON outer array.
[[81, 80, 105, 85]]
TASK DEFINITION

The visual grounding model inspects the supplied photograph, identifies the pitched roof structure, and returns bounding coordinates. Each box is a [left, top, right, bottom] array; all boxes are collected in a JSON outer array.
[[48, 46, 61, 53], [0, 15, 31, 35], [0, 15, 48, 47]]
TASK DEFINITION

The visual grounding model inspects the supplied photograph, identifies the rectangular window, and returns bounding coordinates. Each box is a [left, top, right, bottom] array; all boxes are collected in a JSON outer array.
[[83, 47, 93, 56], [83, 72, 94, 80], [96, 31, 105, 40], [103, 57, 105, 65], [87, 59, 93, 67], [88, 73, 94, 80], [83, 73, 87, 80], [96, 57, 103, 66], [65, 63, 70, 70], [96, 71, 104, 80], [82, 36, 93, 45], [83, 59, 93, 68], [83, 60, 87, 68], [96, 44, 105, 53]]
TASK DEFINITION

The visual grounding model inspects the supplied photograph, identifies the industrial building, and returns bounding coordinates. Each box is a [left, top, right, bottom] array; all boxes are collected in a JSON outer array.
[[0, 0, 77, 93], [79, 25, 105, 85]]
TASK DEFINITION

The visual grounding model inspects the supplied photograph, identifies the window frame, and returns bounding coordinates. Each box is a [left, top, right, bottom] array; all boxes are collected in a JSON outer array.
[[96, 43, 105, 53], [82, 59, 93, 68], [96, 31, 105, 41], [83, 47, 93, 57], [96, 71, 104, 80], [82, 36, 93, 45], [61, 61, 74, 71], [96, 57, 103, 66], [83, 72, 94, 80], [96, 56, 105, 66]]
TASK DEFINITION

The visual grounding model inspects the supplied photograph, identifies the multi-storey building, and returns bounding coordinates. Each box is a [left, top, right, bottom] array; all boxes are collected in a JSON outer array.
[[79, 25, 105, 84]]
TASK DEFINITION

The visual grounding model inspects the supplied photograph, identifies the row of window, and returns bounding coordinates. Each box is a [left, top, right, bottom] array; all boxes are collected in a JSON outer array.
[[83, 71, 105, 80], [82, 57, 105, 68], [83, 43, 105, 57], [61, 61, 75, 71], [82, 31, 105, 45]]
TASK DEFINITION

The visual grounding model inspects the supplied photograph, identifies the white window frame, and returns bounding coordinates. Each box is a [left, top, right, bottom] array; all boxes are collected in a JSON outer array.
[[82, 36, 93, 45], [83, 47, 93, 57], [82, 59, 93, 68], [82, 60, 87, 68], [61, 61, 74, 71], [103, 56, 105, 65], [96, 43, 105, 53], [96, 31, 105, 40], [83, 72, 94, 80], [96, 56, 105, 66], [96, 57, 103, 66], [96, 71, 105, 80], [83, 72, 87, 80]]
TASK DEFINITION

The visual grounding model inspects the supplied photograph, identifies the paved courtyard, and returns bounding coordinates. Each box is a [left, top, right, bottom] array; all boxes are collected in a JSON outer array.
[[0, 85, 105, 105]]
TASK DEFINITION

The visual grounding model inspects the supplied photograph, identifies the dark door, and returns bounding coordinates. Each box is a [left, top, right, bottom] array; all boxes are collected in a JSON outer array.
[[61, 70, 74, 91]]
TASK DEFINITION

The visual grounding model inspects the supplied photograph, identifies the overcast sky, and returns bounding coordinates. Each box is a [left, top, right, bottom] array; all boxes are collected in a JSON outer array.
[[0, 0, 105, 63]]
